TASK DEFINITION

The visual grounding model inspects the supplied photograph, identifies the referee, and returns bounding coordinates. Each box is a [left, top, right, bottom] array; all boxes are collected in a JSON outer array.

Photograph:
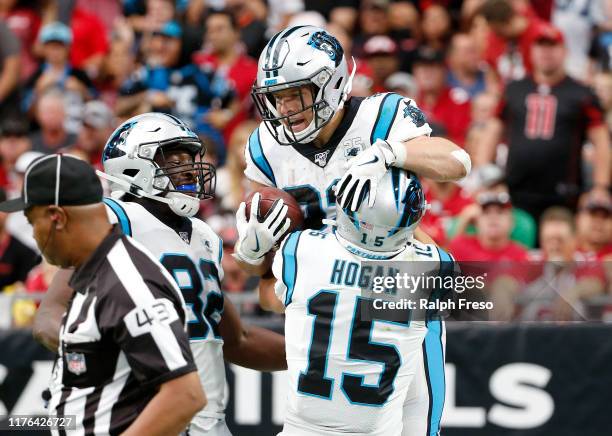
[[0, 154, 206, 435]]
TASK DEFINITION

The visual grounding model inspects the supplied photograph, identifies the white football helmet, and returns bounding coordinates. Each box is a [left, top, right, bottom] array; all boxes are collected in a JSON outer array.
[[98, 113, 216, 217], [334, 168, 427, 258], [252, 25, 355, 145]]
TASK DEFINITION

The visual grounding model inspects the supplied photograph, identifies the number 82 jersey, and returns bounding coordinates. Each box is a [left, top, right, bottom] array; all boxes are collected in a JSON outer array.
[[103, 197, 228, 423]]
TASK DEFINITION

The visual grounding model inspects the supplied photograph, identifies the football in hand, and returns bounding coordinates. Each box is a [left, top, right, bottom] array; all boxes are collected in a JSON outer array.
[[245, 187, 304, 235]]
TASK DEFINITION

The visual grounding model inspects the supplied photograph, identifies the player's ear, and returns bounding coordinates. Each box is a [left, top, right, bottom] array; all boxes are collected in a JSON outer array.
[[46, 206, 67, 230]]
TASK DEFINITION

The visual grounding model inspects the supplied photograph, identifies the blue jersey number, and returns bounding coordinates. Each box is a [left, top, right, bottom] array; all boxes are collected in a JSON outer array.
[[284, 185, 326, 230], [284, 179, 339, 230], [298, 291, 410, 406], [160, 254, 224, 340]]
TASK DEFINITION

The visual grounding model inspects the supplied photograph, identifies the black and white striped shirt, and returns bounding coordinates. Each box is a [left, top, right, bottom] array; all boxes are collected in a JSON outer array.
[[49, 226, 196, 436]]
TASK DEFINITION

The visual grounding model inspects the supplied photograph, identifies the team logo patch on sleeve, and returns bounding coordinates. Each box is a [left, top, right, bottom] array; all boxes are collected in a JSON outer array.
[[203, 238, 213, 254], [66, 352, 87, 375], [402, 100, 426, 127]]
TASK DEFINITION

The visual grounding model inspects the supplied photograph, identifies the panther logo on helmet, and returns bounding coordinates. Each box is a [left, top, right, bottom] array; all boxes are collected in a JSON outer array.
[[99, 113, 216, 217], [307, 31, 344, 67], [252, 26, 355, 146], [102, 121, 137, 162], [334, 168, 426, 258]]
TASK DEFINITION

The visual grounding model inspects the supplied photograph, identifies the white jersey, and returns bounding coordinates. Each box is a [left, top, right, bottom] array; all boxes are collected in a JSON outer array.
[[272, 230, 452, 436], [245, 93, 432, 229], [102, 197, 227, 425]]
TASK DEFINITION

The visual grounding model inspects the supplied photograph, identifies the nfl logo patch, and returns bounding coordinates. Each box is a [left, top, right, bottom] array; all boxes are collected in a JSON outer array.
[[66, 352, 87, 375], [314, 150, 330, 167], [179, 232, 190, 243]]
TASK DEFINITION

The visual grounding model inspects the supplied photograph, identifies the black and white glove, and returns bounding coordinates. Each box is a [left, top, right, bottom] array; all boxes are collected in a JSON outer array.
[[234, 192, 291, 265], [336, 139, 396, 211]]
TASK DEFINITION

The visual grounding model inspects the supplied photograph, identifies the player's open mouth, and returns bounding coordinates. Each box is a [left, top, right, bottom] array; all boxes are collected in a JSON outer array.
[[288, 118, 307, 131]]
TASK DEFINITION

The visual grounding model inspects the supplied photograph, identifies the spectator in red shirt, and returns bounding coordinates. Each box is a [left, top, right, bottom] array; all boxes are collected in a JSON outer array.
[[449, 188, 529, 261], [480, 0, 544, 84], [68, 7, 109, 78], [326, 22, 375, 98], [478, 23, 610, 224], [97, 19, 137, 106], [25, 22, 95, 134], [413, 47, 472, 147], [0, 0, 40, 81], [24, 260, 58, 295], [65, 100, 116, 169], [576, 197, 612, 260], [195, 9, 257, 145], [387, 1, 420, 50], [353, 0, 391, 58], [421, 4, 453, 52], [535, 207, 582, 262], [353, 1, 421, 74], [0, 20, 20, 119], [362, 35, 400, 94], [519, 207, 605, 321], [420, 179, 474, 246]]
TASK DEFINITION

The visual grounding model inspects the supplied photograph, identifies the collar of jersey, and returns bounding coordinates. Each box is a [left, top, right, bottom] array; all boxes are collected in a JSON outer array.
[[133, 197, 194, 244], [335, 232, 406, 260], [70, 225, 124, 292], [290, 97, 363, 168]]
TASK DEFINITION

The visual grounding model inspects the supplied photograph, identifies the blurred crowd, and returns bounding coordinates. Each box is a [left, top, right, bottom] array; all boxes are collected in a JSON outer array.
[[1, 0, 612, 323]]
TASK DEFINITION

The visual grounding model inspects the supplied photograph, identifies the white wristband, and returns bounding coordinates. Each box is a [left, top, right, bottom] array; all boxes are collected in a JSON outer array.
[[451, 149, 472, 176], [387, 140, 408, 168]]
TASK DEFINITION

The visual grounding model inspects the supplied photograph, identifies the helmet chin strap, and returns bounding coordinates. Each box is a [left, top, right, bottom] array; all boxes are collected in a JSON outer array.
[[96, 170, 200, 217], [338, 56, 357, 111]]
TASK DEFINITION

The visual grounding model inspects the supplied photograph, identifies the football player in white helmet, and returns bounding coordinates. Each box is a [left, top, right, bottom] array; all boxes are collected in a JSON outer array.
[[237, 25, 469, 268], [237, 26, 469, 436], [100, 112, 216, 217], [271, 168, 455, 436], [33, 113, 287, 436]]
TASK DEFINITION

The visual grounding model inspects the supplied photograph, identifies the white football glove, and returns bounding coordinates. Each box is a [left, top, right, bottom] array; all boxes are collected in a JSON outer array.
[[233, 192, 291, 265], [336, 139, 396, 211]]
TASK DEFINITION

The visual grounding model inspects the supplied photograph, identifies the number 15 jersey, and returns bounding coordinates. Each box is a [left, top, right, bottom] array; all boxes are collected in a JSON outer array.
[[273, 230, 449, 436]]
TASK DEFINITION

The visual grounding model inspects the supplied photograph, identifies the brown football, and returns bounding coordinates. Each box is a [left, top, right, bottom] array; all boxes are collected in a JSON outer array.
[[245, 187, 304, 234]]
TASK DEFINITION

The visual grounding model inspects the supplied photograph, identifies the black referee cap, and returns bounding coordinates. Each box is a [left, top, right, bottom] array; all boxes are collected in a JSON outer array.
[[0, 154, 103, 212]]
